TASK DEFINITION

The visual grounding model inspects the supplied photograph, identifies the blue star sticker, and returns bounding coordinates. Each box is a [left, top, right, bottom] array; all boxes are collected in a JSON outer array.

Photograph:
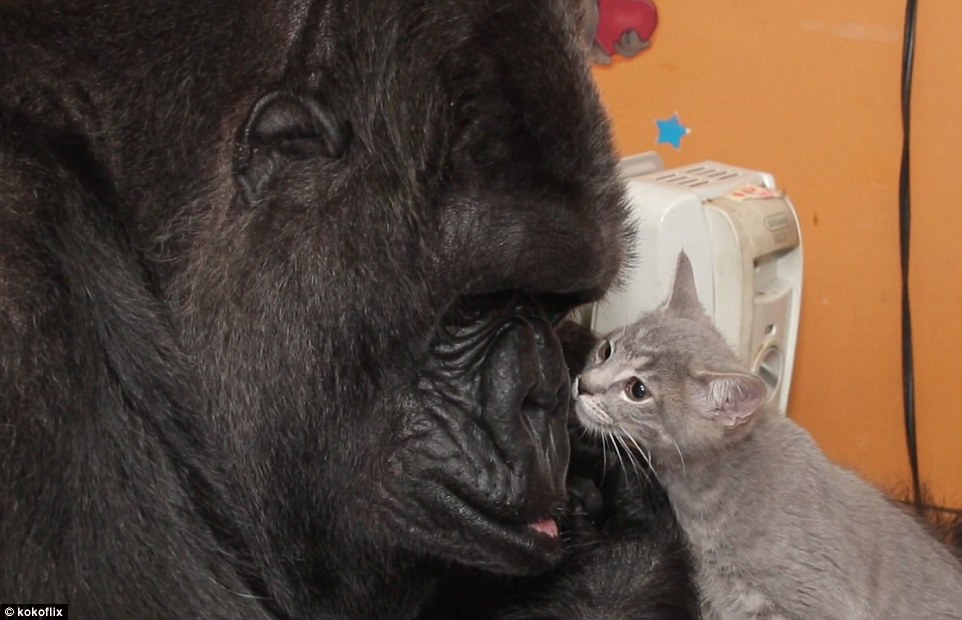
[[656, 114, 690, 149]]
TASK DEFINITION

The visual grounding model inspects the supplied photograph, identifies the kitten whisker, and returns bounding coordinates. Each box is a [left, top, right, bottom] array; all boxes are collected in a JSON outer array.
[[671, 439, 687, 477], [546, 418, 557, 472], [600, 430, 609, 484], [563, 540, 601, 552], [520, 409, 552, 474], [622, 434, 654, 482], [623, 432, 660, 482], [607, 431, 631, 489], [614, 433, 646, 485]]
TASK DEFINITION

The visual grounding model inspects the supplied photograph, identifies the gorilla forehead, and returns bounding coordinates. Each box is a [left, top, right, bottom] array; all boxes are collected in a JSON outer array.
[[56, 0, 627, 301], [261, 0, 626, 292], [160, 0, 629, 348]]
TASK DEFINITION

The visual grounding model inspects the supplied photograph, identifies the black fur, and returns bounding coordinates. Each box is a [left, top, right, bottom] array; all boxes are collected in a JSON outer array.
[[0, 1, 632, 618], [421, 433, 701, 619]]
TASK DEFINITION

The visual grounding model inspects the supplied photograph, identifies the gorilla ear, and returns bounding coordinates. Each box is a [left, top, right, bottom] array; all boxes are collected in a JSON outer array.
[[236, 90, 350, 199]]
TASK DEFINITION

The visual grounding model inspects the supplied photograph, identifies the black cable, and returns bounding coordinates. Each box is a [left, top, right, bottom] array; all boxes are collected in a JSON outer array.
[[899, 0, 921, 509]]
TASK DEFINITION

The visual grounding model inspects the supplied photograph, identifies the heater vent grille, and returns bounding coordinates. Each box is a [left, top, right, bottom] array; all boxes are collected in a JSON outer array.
[[651, 164, 742, 189]]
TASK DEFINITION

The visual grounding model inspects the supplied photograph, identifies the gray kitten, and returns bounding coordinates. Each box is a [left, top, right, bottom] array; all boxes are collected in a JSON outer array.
[[573, 252, 962, 619]]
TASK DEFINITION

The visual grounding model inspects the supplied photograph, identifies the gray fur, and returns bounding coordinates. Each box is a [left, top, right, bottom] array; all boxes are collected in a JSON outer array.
[[574, 253, 962, 619]]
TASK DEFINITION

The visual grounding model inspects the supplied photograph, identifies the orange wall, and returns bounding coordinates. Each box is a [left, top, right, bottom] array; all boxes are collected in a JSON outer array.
[[593, 0, 962, 509]]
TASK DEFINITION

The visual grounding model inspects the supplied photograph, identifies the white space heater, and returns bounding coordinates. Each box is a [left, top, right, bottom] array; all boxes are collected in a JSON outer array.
[[588, 154, 803, 414]]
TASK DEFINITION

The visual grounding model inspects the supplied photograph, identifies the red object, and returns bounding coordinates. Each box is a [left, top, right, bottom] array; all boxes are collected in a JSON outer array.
[[596, 0, 659, 56]]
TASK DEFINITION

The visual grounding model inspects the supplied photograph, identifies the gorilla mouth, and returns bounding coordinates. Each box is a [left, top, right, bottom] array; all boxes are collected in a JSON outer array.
[[431, 482, 565, 571]]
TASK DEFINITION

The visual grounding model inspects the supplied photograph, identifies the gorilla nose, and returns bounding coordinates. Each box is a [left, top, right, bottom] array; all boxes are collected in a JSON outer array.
[[480, 315, 570, 507], [517, 318, 569, 417]]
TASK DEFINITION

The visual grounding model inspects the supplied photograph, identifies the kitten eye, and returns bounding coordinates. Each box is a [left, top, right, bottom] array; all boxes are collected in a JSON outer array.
[[598, 340, 612, 362], [625, 378, 648, 401]]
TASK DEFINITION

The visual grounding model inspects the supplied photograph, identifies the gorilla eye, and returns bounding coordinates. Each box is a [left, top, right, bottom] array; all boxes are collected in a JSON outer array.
[[598, 340, 612, 362], [625, 378, 648, 401]]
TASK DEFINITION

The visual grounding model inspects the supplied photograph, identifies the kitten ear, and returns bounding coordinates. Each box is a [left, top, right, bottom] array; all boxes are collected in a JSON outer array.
[[692, 370, 768, 428], [665, 251, 706, 320]]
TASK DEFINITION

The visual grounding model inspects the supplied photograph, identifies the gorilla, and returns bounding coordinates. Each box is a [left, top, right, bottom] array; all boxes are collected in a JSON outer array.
[[1, 1, 633, 618]]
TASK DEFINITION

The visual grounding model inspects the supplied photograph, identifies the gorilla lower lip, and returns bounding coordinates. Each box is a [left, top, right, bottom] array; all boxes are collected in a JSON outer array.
[[529, 518, 559, 538]]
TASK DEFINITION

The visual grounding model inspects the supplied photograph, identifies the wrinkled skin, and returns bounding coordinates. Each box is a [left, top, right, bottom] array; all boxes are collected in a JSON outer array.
[[0, 1, 630, 618]]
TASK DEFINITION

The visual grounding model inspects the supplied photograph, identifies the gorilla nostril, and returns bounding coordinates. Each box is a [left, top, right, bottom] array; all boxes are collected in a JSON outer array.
[[523, 383, 560, 417]]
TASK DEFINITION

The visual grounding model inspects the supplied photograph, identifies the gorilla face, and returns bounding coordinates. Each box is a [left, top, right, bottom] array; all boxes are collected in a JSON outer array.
[[165, 0, 630, 580], [1, 0, 629, 615]]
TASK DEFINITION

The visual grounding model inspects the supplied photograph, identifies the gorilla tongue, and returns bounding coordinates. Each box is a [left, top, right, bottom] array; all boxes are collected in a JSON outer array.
[[528, 518, 559, 538]]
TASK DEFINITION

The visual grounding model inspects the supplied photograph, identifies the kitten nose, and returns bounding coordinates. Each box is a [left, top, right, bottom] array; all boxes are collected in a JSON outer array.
[[574, 376, 592, 396]]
